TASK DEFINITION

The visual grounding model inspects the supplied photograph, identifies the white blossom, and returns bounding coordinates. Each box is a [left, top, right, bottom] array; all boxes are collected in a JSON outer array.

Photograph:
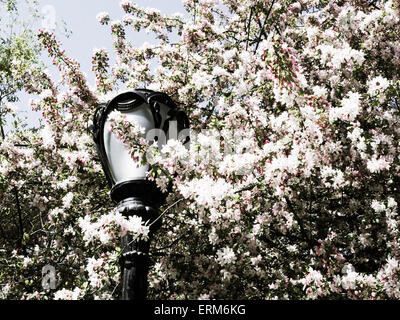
[[367, 157, 390, 173], [54, 288, 81, 300], [96, 12, 110, 24], [367, 76, 390, 96], [216, 247, 236, 266]]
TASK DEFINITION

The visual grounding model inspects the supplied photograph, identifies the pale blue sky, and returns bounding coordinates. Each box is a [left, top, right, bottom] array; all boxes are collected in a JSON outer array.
[[6, 0, 185, 132]]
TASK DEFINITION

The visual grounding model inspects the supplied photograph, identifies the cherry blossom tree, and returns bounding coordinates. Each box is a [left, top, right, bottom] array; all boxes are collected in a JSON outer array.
[[1, 0, 400, 300], [0, 0, 45, 138]]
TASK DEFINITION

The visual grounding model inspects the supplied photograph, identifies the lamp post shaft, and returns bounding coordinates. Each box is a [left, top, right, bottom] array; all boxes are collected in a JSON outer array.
[[120, 235, 151, 300], [117, 197, 161, 300]]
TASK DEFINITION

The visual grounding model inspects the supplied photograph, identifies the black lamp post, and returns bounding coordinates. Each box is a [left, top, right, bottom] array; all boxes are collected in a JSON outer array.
[[92, 89, 189, 300]]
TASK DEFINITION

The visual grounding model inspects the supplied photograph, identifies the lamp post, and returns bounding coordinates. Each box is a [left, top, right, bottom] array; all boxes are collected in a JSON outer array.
[[92, 89, 189, 300]]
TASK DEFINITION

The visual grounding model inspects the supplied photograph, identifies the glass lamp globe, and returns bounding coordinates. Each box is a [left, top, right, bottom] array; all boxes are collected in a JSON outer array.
[[93, 89, 189, 207]]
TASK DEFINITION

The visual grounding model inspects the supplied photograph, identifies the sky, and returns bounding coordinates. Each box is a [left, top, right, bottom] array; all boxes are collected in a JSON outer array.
[[5, 0, 185, 133]]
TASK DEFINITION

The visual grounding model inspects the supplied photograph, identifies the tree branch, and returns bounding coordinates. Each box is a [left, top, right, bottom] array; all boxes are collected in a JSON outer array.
[[254, 0, 276, 53]]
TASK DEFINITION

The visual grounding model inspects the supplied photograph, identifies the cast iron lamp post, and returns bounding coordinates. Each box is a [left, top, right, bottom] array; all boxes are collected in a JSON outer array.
[[92, 89, 189, 300]]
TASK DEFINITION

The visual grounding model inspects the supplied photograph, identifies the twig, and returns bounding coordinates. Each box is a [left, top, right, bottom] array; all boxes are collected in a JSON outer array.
[[285, 196, 317, 247], [149, 198, 184, 228], [0, 97, 5, 140], [234, 183, 260, 194], [254, 0, 276, 53], [111, 282, 120, 297], [124, 198, 185, 249], [153, 233, 187, 253], [14, 187, 24, 249], [246, 8, 254, 51]]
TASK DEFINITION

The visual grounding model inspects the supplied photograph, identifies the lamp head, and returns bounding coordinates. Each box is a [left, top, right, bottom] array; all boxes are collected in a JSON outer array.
[[93, 89, 189, 207]]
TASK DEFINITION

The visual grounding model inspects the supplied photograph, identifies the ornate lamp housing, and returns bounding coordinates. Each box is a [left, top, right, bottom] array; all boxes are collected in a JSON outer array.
[[93, 89, 189, 211]]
